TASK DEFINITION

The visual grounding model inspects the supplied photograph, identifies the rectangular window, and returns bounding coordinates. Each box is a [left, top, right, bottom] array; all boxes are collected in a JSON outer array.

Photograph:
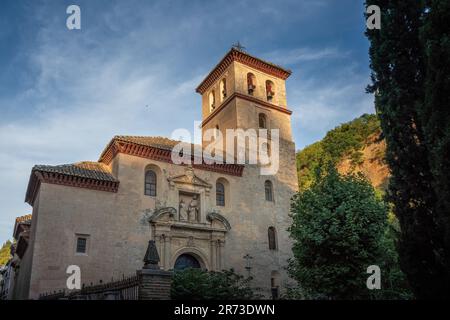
[[75, 235, 88, 254]]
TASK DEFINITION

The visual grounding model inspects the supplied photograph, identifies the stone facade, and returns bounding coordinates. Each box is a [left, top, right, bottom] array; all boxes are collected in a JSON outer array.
[[13, 48, 299, 299]]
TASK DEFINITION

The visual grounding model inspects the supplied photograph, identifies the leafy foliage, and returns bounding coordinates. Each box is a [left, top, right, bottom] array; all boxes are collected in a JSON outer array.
[[296, 114, 381, 190], [365, 0, 450, 299], [289, 165, 410, 299], [171, 268, 260, 300], [373, 213, 414, 299], [0, 240, 12, 266]]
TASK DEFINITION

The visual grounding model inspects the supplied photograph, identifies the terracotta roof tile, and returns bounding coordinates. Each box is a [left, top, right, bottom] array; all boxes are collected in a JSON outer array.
[[15, 214, 32, 225], [33, 161, 117, 182], [196, 48, 292, 94], [115, 136, 185, 151]]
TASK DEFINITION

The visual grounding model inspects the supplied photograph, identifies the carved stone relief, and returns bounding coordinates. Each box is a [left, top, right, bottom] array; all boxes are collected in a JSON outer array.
[[178, 192, 200, 223]]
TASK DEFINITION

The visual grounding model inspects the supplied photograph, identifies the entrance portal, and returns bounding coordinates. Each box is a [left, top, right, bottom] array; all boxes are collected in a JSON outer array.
[[174, 254, 201, 270]]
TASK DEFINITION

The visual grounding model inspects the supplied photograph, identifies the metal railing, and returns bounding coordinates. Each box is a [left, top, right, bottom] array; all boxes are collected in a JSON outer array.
[[39, 274, 140, 300]]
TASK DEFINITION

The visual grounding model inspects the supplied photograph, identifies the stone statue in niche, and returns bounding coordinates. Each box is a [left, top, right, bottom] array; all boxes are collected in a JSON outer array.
[[178, 192, 201, 223], [188, 195, 199, 222], [179, 199, 188, 221]]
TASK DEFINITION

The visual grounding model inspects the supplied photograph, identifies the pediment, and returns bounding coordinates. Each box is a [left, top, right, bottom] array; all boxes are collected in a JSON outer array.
[[146, 207, 177, 223], [207, 211, 231, 231], [168, 168, 212, 189]]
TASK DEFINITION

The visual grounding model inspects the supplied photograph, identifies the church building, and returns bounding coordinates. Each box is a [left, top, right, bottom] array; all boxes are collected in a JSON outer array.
[[14, 48, 299, 299]]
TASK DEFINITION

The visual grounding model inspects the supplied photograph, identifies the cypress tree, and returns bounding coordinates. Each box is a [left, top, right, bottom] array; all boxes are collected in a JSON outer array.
[[419, 0, 450, 294], [365, 0, 450, 298]]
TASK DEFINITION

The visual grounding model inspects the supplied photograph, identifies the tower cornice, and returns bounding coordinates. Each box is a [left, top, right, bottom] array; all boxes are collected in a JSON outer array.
[[196, 48, 292, 94], [201, 92, 293, 128]]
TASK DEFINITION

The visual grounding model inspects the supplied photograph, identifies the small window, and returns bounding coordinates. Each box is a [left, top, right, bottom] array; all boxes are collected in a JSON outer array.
[[145, 170, 157, 196], [265, 180, 273, 202], [266, 80, 275, 101], [220, 78, 227, 101], [268, 227, 277, 250], [259, 113, 267, 129], [209, 90, 216, 112], [247, 73, 256, 95], [271, 271, 280, 299], [216, 182, 225, 206], [76, 236, 87, 254]]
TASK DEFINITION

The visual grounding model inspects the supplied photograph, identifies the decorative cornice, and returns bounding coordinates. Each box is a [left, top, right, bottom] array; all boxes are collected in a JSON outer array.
[[25, 170, 119, 205], [196, 48, 292, 94], [99, 139, 245, 177], [201, 92, 293, 127]]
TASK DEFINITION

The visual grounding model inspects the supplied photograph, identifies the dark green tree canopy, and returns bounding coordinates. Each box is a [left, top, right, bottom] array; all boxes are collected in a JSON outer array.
[[171, 268, 260, 300], [289, 166, 388, 299]]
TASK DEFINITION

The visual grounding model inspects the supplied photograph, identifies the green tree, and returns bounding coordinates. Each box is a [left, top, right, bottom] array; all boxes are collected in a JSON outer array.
[[288, 166, 389, 299], [367, 212, 413, 300], [171, 268, 260, 300], [0, 240, 12, 266], [365, 0, 450, 298]]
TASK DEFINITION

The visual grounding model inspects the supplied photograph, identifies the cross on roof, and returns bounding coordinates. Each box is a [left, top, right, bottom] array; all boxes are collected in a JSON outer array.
[[232, 41, 246, 52]]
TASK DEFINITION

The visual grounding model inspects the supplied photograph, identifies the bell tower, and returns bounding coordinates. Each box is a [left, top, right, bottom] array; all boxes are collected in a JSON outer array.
[[196, 47, 294, 161]]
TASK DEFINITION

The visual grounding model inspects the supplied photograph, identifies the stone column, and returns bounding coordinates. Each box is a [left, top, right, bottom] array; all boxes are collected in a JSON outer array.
[[164, 235, 171, 269], [217, 240, 224, 270], [210, 240, 217, 270]]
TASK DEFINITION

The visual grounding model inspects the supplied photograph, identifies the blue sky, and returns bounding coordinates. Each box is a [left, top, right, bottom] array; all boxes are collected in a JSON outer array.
[[0, 0, 374, 244]]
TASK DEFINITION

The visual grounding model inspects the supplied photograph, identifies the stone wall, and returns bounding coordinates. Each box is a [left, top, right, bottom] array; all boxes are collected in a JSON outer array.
[[23, 145, 296, 298]]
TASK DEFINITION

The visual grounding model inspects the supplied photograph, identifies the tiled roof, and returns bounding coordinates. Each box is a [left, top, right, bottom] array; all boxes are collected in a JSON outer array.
[[32, 161, 118, 182], [14, 214, 32, 240], [99, 135, 244, 177], [26, 162, 119, 205], [15, 214, 32, 225], [115, 136, 185, 151], [196, 48, 292, 94], [99, 135, 202, 161]]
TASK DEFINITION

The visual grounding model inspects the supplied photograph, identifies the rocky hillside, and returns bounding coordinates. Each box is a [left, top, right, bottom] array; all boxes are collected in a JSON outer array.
[[296, 114, 389, 191]]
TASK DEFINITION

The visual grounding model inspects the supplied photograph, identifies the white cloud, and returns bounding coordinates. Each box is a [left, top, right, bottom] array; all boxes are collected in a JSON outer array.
[[0, 1, 374, 243], [264, 47, 348, 65], [0, 3, 207, 243]]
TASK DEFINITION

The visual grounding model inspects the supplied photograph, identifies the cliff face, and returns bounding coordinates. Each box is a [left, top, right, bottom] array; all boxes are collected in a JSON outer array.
[[296, 114, 390, 191], [336, 132, 389, 190]]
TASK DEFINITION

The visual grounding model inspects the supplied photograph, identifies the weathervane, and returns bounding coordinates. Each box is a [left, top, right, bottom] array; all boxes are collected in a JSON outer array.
[[232, 41, 246, 52]]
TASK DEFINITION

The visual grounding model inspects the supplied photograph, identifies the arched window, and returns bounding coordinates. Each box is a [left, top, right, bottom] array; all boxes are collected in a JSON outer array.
[[220, 78, 227, 101], [247, 73, 256, 95], [266, 80, 275, 101], [259, 113, 267, 129], [216, 182, 225, 206], [209, 90, 216, 112], [265, 180, 273, 202], [145, 170, 157, 196], [268, 227, 277, 250]]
